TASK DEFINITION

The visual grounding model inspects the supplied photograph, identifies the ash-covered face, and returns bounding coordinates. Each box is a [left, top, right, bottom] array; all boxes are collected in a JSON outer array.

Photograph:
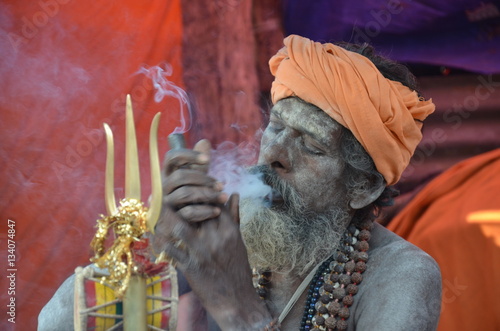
[[240, 97, 353, 276], [258, 97, 350, 213]]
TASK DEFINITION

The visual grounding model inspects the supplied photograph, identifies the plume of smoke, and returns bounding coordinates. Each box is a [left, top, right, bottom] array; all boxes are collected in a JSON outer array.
[[136, 64, 191, 134], [209, 136, 272, 206], [137, 65, 272, 206]]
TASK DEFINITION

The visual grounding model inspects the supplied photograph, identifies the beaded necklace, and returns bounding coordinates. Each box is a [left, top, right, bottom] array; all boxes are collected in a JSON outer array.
[[255, 219, 373, 330]]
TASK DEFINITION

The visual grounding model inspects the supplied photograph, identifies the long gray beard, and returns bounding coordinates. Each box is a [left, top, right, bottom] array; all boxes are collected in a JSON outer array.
[[239, 168, 351, 277]]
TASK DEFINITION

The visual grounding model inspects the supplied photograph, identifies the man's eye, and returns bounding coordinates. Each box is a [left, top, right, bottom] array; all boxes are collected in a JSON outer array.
[[302, 137, 325, 155], [268, 121, 284, 132], [307, 146, 324, 155]]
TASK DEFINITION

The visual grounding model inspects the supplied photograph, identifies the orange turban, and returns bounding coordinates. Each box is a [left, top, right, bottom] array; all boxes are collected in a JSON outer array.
[[269, 35, 435, 185]]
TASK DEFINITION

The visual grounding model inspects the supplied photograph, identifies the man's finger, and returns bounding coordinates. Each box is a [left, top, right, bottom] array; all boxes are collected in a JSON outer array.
[[165, 186, 227, 207], [165, 149, 209, 175], [159, 240, 190, 265], [177, 205, 222, 222], [163, 169, 220, 194], [153, 208, 198, 246], [191, 139, 212, 173], [151, 224, 191, 264], [193, 139, 211, 156]]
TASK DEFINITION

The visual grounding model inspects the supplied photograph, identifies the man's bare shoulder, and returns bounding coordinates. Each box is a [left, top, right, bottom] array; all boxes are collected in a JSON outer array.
[[38, 273, 75, 331], [365, 222, 441, 290], [350, 222, 442, 331], [368, 222, 439, 267]]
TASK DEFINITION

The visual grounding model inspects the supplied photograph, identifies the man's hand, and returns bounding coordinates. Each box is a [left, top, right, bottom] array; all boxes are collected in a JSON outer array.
[[152, 139, 272, 330]]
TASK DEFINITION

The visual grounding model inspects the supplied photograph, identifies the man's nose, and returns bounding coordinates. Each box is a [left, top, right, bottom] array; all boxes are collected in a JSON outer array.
[[260, 130, 294, 174]]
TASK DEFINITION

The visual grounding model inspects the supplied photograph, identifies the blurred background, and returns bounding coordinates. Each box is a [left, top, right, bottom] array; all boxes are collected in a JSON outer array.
[[1, 0, 499, 330]]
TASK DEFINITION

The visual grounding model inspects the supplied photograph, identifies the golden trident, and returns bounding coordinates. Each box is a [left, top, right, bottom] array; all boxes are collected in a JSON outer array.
[[90, 94, 164, 331]]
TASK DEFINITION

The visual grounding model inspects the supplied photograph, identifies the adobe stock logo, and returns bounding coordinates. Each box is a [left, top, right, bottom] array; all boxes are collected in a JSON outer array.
[[8, 0, 72, 51]]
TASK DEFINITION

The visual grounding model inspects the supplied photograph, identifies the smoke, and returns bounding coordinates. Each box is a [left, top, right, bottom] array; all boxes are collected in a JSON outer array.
[[138, 64, 272, 205], [136, 64, 191, 134], [0, 3, 100, 206], [209, 134, 273, 206]]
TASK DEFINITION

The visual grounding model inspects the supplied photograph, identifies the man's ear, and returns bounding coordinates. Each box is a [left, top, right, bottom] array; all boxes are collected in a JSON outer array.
[[349, 176, 386, 210]]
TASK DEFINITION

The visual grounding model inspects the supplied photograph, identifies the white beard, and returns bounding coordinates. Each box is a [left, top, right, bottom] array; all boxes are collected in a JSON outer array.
[[239, 170, 350, 277]]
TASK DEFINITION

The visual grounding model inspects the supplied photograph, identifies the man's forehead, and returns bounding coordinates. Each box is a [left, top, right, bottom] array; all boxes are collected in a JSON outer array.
[[271, 98, 342, 142]]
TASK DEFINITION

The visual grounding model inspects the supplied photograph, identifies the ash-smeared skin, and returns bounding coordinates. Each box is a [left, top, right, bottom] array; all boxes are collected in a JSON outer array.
[[259, 98, 351, 214]]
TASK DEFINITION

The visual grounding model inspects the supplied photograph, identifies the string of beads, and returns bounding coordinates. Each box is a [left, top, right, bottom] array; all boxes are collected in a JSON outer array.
[[255, 219, 373, 331]]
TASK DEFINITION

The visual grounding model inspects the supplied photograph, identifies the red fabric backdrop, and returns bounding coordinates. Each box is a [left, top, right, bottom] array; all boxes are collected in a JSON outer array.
[[0, 1, 184, 329]]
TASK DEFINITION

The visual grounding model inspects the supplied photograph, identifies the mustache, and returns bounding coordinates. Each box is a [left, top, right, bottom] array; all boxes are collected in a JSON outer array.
[[248, 165, 303, 210]]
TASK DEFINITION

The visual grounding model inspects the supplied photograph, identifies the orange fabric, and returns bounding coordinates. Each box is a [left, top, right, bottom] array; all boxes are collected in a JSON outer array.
[[0, 1, 184, 330], [388, 149, 500, 331], [269, 35, 435, 185]]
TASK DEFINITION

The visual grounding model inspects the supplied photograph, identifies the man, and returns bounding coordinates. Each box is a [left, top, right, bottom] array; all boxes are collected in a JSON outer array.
[[39, 35, 441, 330]]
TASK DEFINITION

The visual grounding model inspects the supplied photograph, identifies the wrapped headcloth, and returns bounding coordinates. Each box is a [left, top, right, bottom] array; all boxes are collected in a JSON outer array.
[[269, 35, 435, 185]]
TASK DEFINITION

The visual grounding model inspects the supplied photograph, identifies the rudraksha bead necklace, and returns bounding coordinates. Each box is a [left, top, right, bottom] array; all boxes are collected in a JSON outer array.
[[255, 220, 373, 331]]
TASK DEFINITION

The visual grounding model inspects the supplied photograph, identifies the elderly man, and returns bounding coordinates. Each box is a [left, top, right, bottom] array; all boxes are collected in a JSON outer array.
[[39, 35, 441, 330]]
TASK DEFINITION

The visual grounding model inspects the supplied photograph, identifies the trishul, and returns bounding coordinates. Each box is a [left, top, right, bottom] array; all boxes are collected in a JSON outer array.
[[91, 94, 163, 331], [103, 94, 162, 231]]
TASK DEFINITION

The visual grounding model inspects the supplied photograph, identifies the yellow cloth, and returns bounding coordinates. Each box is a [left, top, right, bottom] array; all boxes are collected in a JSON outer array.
[[269, 35, 435, 185]]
